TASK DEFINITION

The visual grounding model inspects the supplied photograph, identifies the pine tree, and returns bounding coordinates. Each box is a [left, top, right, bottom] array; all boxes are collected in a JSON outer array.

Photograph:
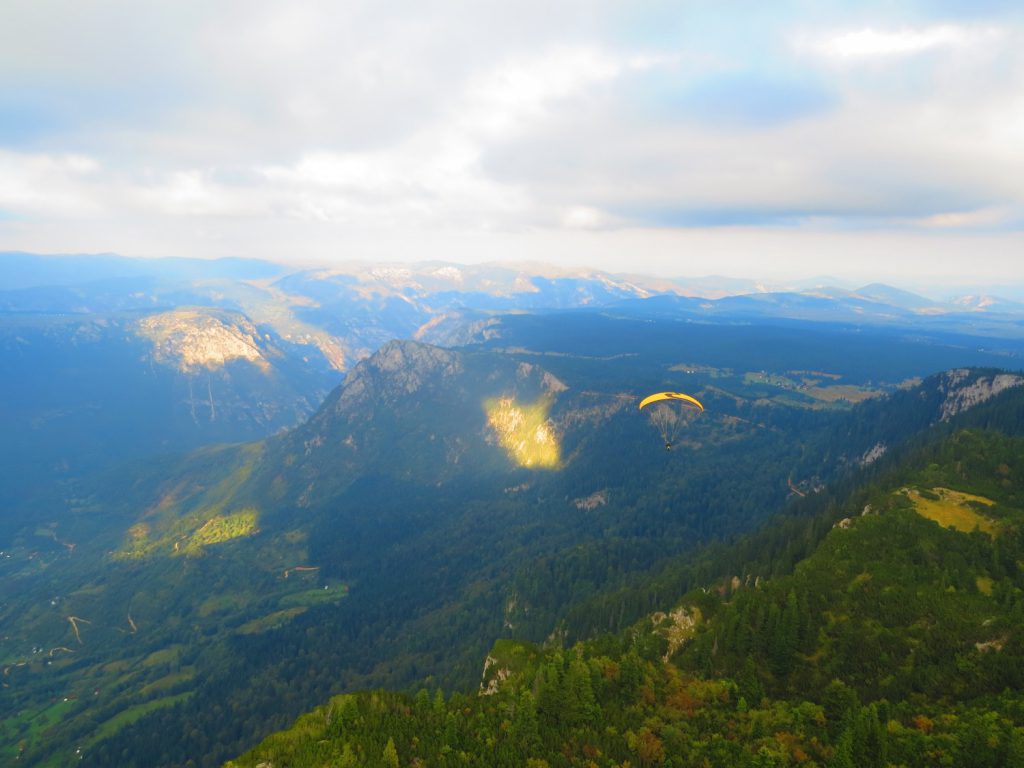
[[564, 657, 598, 727], [338, 744, 358, 768], [736, 656, 764, 704], [535, 662, 565, 727], [510, 691, 541, 753], [433, 688, 446, 718], [852, 704, 886, 768], [828, 725, 855, 768]]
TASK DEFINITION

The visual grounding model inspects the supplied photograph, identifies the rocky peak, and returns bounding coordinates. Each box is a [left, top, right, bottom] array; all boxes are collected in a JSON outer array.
[[332, 340, 463, 412], [134, 308, 267, 372], [370, 339, 462, 379]]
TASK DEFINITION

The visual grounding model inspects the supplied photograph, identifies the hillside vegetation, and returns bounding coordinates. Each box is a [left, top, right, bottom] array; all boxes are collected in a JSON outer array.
[[228, 428, 1024, 767], [4, 326, 1023, 767]]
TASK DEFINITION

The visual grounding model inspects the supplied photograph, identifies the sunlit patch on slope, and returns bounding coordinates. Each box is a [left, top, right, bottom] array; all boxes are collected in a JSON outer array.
[[180, 509, 259, 555], [114, 445, 264, 559], [484, 395, 560, 468], [119, 507, 260, 559]]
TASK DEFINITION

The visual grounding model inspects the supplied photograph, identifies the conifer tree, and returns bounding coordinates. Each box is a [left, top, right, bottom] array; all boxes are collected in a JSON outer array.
[[510, 690, 541, 752]]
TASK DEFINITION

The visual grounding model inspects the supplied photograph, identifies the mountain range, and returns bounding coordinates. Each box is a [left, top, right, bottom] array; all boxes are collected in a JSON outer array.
[[5, 251, 1024, 529], [2, 252, 1024, 767]]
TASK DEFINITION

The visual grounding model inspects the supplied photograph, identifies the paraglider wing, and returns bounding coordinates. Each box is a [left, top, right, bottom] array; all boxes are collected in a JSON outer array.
[[638, 392, 704, 412], [638, 391, 704, 449]]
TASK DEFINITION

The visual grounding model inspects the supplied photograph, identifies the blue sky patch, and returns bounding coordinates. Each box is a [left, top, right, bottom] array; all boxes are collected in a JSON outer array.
[[0, 96, 65, 146], [672, 71, 837, 128]]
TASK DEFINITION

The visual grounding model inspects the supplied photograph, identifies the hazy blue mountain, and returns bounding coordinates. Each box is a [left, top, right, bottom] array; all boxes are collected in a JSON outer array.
[[950, 293, 1024, 314], [0, 251, 286, 290], [5, 251, 1024, 766], [4, 305, 1023, 766], [853, 281, 939, 309], [463, 307, 1024, 381], [5, 253, 1024, 357], [0, 307, 341, 541]]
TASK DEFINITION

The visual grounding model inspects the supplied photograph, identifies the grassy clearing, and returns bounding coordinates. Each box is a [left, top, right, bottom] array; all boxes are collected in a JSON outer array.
[[789, 369, 843, 381], [0, 698, 77, 764], [22, 698, 75, 738], [100, 659, 134, 675], [198, 592, 248, 618], [141, 645, 182, 668], [184, 508, 258, 553], [88, 692, 193, 745], [730, 370, 882, 409], [670, 363, 733, 378], [743, 372, 799, 389], [139, 668, 195, 697], [804, 384, 881, 404], [279, 582, 349, 608], [903, 487, 998, 535], [235, 607, 307, 635]]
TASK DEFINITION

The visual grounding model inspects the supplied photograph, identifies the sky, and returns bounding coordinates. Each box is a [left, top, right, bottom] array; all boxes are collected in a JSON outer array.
[[1, 0, 1022, 291]]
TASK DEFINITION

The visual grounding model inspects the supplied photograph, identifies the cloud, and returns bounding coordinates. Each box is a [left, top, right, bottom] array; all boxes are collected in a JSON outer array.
[[909, 206, 1016, 229], [811, 24, 987, 58], [560, 206, 611, 230], [0, 1, 1022, 283], [794, 21, 1003, 63], [0, 150, 102, 215], [255, 44, 656, 229]]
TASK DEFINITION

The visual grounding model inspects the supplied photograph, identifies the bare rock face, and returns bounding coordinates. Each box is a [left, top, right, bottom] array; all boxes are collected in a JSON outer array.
[[136, 309, 267, 372], [370, 339, 462, 387], [650, 606, 700, 662], [860, 442, 887, 466], [479, 654, 511, 696], [574, 490, 609, 510], [333, 340, 463, 413], [938, 369, 1024, 421]]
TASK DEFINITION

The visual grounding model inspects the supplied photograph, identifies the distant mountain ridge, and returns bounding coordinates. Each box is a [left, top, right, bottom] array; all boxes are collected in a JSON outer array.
[[6, 251, 1024, 319], [7, 320, 1024, 766], [0, 251, 286, 290], [4, 250, 1024, 766], [9, 246, 1023, 549]]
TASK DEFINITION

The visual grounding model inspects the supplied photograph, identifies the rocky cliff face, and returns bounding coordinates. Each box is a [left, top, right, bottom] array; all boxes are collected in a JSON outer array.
[[134, 308, 269, 372], [129, 307, 337, 432], [938, 369, 1024, 421], [332, 339, 464, 412]]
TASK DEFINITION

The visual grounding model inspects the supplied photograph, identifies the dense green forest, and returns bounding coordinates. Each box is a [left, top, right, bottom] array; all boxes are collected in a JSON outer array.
[[228, 427, 1024, 767], [3, 324, 1022, 767]]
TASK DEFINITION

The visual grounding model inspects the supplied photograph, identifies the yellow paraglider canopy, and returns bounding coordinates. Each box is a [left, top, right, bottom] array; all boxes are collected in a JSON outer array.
[[638, 392, 704, 412], [638, 391, 704, 449]]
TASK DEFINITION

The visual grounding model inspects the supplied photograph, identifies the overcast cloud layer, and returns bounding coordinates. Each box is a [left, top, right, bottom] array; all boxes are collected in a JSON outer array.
[[1, 1, 1022, 288]]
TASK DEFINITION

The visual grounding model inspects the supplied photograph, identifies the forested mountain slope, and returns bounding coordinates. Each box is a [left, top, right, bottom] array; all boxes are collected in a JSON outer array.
[[228, 426, 1024, 768], [0, 307, 342, 539], [3, 328, 1022, 767]]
